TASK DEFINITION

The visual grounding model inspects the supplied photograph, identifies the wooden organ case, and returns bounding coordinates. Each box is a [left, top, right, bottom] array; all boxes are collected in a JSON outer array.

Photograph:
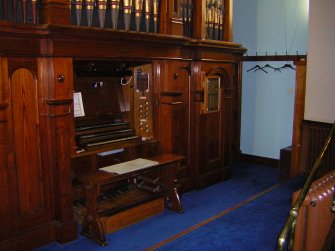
[[0, 0, 245, 250]]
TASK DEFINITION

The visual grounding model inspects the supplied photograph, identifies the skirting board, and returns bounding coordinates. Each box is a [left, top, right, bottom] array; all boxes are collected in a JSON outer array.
[[239, 153, 279, 167]]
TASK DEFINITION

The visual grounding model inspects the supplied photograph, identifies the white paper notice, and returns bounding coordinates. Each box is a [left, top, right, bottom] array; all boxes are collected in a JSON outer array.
[[100, 158, 159, 174], [73, 92, 85, 117]]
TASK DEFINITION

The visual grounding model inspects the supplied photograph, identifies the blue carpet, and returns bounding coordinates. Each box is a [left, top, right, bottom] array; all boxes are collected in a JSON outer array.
[[155, 178, 304, 251], [35, 162, 303, 251]]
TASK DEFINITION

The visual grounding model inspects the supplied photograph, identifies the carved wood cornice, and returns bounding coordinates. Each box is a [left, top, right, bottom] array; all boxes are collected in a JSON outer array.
[[0, 24, 246, 60]]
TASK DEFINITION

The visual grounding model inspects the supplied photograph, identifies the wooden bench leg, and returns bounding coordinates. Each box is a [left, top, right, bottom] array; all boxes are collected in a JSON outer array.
[[81, 183, 108, 246], [81, 216, 107, 246], [163, 167, 184, 213], [167, 180, 184, 213]]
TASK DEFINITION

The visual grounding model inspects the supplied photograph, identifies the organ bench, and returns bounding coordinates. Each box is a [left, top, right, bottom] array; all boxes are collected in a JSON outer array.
[[75, 154, 184, 245]]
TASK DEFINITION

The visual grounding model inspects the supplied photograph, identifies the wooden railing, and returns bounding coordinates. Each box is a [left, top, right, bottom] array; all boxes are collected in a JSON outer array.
[[276, 121, 335, 250]]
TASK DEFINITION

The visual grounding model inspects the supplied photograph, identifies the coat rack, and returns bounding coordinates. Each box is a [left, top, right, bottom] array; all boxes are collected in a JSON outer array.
[[243, 52, 307, 62], [243, 52, 307, 73]]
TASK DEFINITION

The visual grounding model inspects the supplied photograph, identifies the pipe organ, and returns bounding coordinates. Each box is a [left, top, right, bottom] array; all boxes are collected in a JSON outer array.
[[0, 0, 245, 250]]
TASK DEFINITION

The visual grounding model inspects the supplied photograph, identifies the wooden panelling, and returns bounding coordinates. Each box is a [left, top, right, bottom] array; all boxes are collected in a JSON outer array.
[[11, 68, 44, 219], [191, 62, 238, 188], [43, 57, 77, 243], [156, 60, 192, 191], [8, 62, 52, 230], [0, 4, 245, 247], [300, 120, 335, 178], [157, 60, 190, 156], [198, 111, 222, 173], [0, 58, 58, 250], [0, 58, 11, 240]]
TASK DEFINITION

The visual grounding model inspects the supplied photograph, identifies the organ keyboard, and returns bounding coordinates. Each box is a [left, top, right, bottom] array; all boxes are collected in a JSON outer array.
[[75, 120, 141, 151]]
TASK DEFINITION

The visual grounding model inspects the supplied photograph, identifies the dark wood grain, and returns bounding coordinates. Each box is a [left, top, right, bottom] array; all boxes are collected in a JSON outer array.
[[0, 1, 245, 249]]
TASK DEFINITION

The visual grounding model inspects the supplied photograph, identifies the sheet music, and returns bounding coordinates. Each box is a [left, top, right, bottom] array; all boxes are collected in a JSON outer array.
[[100, 158, 159, 174], [73, 92, 85, 117]]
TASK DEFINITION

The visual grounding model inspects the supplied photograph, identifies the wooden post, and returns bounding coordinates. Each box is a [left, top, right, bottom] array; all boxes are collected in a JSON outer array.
[[40, 0, 71, 25], [192, 0, 204, 39], [41, 57, 77, 243], [290, 59, 307, 177]]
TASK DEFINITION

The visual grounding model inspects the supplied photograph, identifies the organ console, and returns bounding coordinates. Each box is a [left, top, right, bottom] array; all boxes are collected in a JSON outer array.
[[0, 0, 245, 250], [72, 61, 154, 152], [71, 61, 175, 245]]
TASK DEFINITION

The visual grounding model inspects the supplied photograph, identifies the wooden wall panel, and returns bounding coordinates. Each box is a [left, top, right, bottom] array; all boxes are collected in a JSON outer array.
[[157, 60, 190, 157], [42, 57, 77, 243], [1, 57, 55, 242], [11, 68, 44, 216], [222, 94, 233, 166], [300, 120, 335, 178], [0, 57, 12, 239], [191, 62, 237, 188], [155, 60, 192, 191], [198, 111, 222, 174]]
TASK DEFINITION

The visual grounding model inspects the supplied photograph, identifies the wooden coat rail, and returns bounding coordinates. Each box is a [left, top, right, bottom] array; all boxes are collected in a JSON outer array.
[[243, 55, 307, 62]]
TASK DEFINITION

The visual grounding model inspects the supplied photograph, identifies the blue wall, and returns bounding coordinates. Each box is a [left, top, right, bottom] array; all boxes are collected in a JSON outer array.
[[233, 0, 309, 159]]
